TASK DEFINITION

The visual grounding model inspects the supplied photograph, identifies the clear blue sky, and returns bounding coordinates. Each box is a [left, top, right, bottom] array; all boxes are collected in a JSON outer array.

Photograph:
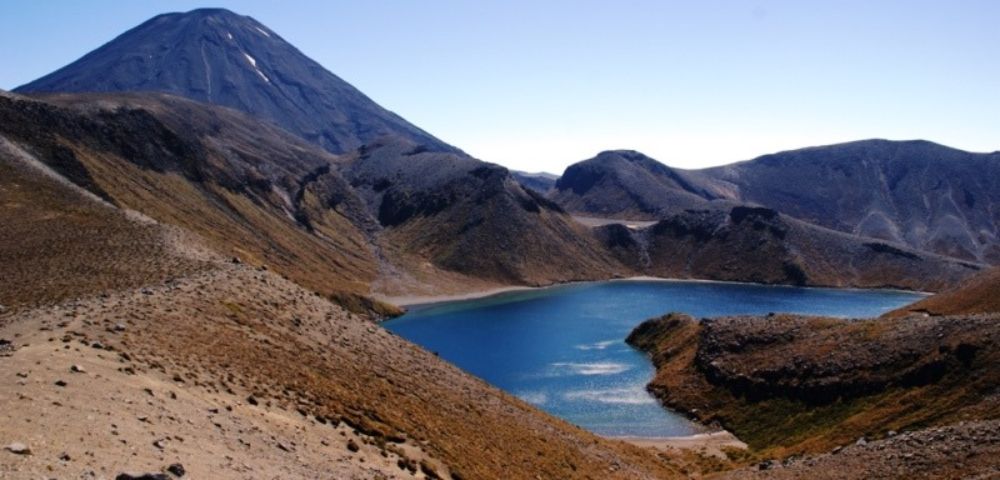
[[2, 1, 998, 172]]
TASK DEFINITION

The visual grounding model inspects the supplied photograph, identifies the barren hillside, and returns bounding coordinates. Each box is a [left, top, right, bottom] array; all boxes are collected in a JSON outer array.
[[0, 123, 686, 479], [596, 206, 981, 292]]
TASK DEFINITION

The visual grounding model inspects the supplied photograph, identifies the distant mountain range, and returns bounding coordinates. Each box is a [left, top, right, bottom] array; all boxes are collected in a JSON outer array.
[[552, 141, 1000, 264], [5, 7, 991, 301], [15, 8, 454, 154]]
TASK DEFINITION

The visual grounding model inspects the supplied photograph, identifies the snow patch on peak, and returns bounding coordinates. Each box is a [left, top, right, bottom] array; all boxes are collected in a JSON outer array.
[[254, 26, 271, 38], [226, 32, 233, 40], [242, 53, 271, 83]]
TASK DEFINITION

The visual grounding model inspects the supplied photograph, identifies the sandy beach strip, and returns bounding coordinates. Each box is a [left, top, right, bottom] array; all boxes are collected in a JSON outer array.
[[616, 431, 747, 458], [375, 285, 537, 307]]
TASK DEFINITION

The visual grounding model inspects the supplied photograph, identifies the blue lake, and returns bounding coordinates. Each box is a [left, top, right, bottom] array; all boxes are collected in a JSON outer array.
[[384, 280, 924, 438]]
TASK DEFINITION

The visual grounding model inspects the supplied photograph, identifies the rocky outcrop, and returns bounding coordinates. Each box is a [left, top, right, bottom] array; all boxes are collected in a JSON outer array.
[[599, 206, 980, 292], [627, 312, 1000, 455], [694, 314, 993, 403], [552, 150, 723, 219]]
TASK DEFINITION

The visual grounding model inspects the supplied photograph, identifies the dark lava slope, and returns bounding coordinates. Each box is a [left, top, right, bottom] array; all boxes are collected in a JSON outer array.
[[554, 141, 1000, 263], [595, 206, 980, 292], [552, 150, 723, 219], [701, 140, 1000, 263], [16, 8, 454, 154], [338, 139, 624, 286]]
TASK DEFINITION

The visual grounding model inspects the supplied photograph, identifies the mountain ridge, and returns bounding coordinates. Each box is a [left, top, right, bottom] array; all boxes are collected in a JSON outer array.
[[15, 8, 456, 155], [553, 140, 1000, 263]]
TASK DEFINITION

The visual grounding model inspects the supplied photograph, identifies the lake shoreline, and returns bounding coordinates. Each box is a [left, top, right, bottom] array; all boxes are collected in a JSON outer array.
[[382, 275, 930, 308], [384, 279, 924, 442], [614, 430, 747, 457]]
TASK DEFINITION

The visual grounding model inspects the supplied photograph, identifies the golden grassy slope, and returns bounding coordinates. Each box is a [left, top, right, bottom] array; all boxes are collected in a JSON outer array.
[[0, 137, 211, 311], [887, 266, 1000, 317]]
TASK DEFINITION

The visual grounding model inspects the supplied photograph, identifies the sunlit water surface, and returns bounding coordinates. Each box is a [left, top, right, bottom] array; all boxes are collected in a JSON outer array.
[[385, 280, 924, 437]]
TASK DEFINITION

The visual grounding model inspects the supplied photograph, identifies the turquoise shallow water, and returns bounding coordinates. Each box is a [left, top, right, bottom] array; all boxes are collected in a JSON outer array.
[[384, 280, 924, 438]]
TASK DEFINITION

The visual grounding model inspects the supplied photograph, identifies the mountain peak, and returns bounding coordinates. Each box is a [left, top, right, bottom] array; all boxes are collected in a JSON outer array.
[[177, 7, 242, 17], [16, 9, 454, 154]]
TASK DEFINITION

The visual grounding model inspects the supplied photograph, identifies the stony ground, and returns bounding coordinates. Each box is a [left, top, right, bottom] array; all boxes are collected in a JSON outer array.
[[0, 262, 692, 479], [0, 316, 419, 479], [716, 420, 1000, 479]]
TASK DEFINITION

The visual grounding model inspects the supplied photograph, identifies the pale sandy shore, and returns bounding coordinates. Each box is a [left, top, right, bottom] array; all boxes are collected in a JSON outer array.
[[617, 431, 747, 458], [377, 284, 538, 307], [571, 215, 658, 229]]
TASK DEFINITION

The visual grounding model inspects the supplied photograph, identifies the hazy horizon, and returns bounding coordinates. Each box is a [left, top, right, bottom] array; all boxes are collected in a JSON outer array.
[[3, 0, 998, 173]]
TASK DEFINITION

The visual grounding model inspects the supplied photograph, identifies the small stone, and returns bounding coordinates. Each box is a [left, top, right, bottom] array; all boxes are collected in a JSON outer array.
[[152, 439, 166, 450], [114, 323, 127, 332], [856, 437, 868, 446], [71, 364, 86, 373], [246, 395, 258, 406], [276, 442, 291, 452], [54, 380, 68, 387], [166, 463, 186, 477], [91, 341, 105, 350], [5, 442, 31, 455], [115, 474, 169, 480], [59, 451, 71, 461], [347, 439, 360, 452]]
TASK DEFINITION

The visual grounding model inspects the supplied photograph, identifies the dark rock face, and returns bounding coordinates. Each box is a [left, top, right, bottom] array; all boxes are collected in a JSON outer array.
[[554, 140, 1000, 264], [693, 314, 997, 403], [551, 150, 722, 219], [16, 8, 454, 155], [338, 139, 622, 284], [511, 171, 559, 194], [596, 206, 977, 292], [701, 140, 1000, 263], [627, 311, 1000, 465]]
